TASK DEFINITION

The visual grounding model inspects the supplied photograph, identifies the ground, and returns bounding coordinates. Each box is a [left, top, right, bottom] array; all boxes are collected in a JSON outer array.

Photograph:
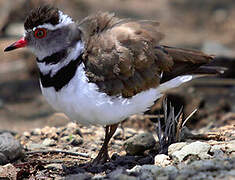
[[0, 0, 235, 179]]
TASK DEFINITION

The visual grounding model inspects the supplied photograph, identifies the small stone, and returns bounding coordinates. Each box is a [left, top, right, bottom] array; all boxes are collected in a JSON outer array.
[[70, 138, 83, 146], [42, 138, 56, 147], [210, 144, 226, 158], [0, 163, 17, 180], [211, 144, 226, 151], [172, 141, 211, 162], [45, 163, 63, 170], [127, 165, 161, 175], [61, 135, 72, 142], [23, 131, 30, 138], [154, 154, 171, 167], [168, 142, 187, 156], [31, 128, 41, 136], [124, 132, 156, 155], [41, 126, 57, 137], [67, 122, 78, 129], [226, 140, 235, 153], [0, 133, 23, 165], [26, 143, 45, 150], [212, 149, 225, 158]]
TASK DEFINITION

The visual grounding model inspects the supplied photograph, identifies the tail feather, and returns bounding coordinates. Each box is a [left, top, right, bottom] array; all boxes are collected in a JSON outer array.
[[159, 46, 225, 83], [191, 66, 227, 75], [162, 45, 214, 63]]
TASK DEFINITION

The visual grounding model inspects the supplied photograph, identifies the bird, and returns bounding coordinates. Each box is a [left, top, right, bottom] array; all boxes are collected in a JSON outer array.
[[4, 5, 220, 165]]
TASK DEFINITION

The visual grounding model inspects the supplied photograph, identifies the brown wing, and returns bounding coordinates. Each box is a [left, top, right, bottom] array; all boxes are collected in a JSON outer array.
[[78, 12, 213, 98]]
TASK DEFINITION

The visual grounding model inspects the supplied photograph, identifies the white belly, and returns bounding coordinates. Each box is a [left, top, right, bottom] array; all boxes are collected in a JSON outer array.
[[41, 63, 193, 126]]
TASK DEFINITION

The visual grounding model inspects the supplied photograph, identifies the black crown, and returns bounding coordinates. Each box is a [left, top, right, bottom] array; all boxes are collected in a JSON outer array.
[[24, 5, 60, 30]]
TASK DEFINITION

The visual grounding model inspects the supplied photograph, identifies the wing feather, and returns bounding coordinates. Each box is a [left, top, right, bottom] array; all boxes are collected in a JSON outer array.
[[78, 12, 213, 97]]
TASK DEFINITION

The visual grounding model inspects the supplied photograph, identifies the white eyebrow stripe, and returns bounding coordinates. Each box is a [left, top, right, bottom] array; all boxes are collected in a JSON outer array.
[[33, 23, 64, 31]]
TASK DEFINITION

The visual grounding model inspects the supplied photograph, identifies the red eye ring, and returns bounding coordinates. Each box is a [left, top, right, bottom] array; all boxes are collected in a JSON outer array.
[[34, 28, 47, 39]]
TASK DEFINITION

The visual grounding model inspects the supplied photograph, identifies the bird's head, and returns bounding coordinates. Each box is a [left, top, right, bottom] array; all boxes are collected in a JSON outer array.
[[4, 5, 81, 60]]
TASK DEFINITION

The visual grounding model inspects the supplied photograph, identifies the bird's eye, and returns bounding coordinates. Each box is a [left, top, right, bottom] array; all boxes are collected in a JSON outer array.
[[34, 28, 47, 39]]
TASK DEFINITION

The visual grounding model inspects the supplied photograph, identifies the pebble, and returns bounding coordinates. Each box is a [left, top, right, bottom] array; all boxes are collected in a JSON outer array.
[[31, 128, 42, 136], [231, 152, 235, 157], [0, 163, 17, 180], [210, 144, 226, 158], [61, 135, 73, 142], [210, 144, 226, 152], [26, 142, 46, 150], [154, 154, 171, 167], [172, 141, 211, 162], [42, 138, 57, 147], [67, 122, 78, 129], [23, 131, 30, 138], [168, 142, 187, 156], [41, 126, 57, 137], [226, 140, 235, 153], [70, 138, 83, 146], [0, 133, 23, 165], [124, 132, 156, 155], [127, 164, 161, 176], [45, 163, 63, 171]]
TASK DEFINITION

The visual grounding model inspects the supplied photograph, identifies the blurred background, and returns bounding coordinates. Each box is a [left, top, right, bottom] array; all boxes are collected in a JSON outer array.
[[0, 0, 235, 132]]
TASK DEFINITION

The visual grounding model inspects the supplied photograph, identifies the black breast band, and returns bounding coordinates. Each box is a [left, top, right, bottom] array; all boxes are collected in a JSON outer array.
[[39, 53, 83, 91]]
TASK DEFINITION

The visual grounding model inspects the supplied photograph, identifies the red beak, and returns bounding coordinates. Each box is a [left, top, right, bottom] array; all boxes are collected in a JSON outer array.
[[4, 37, 28, 52]]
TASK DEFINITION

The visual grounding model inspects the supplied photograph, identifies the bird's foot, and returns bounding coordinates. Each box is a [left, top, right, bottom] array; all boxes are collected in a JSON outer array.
[[91, 148, 110, 166], [82, 124, 119, 169]]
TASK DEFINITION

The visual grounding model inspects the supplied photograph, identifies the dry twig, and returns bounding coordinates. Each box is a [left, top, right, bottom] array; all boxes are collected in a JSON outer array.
[[26, 150, 90, 158]]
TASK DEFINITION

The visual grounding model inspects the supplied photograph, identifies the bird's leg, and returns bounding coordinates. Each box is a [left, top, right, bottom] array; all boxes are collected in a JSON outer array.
[[92, 123, 119, 165]]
